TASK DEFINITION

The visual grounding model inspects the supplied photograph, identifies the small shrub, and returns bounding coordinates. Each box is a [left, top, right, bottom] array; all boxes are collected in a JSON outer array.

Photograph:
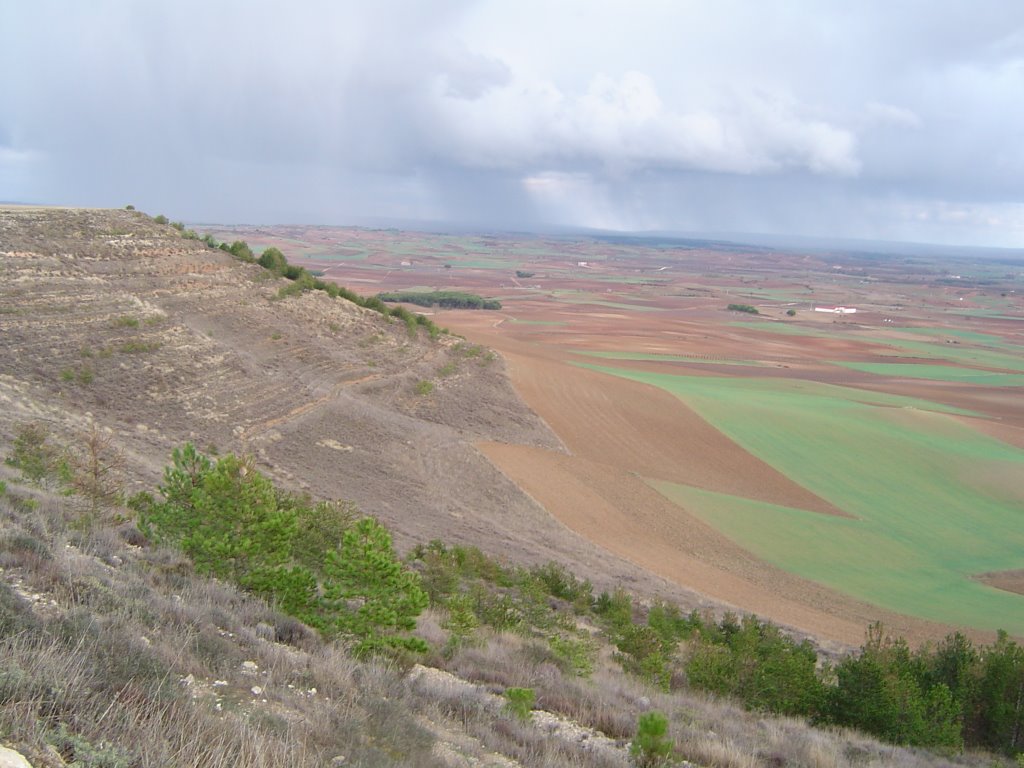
[[228, 240, 255, 262], [504, 687, 535, 721], [125, 204, 135, 211], [548, 632, 596, 677], [259, 247, 288, 273], [6, 422, 61, 482], [153, 214, 168, 225], [786, 308, 797, 316], [113, 315, 140, 329], [442, 594, 479, 654], [277, 280, 308, 299], [67, 424, 125, 513], [415, 380, 434, 396], [631, 711, 673, 767], [49, 723, 136, 768], [438, 361, 458, 377]]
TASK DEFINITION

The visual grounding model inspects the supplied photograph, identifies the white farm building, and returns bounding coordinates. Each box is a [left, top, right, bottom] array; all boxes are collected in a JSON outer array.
[[814, 305, 857, 314]]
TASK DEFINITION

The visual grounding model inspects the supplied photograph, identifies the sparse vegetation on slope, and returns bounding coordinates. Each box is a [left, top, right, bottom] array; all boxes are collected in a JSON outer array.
[[151, 212, 448, 339]]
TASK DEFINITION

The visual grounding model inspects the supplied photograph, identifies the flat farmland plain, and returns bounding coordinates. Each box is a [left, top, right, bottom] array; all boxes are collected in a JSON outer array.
[[211, 224, 1024, 645]]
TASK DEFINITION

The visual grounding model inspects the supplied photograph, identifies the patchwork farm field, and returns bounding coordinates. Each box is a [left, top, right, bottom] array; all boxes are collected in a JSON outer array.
[[210, 222, 1024, 645], [590, 369, 1024, 634]]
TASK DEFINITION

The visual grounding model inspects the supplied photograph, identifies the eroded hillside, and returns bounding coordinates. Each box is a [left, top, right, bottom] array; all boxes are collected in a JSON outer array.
[[0, 207, 692, 595]]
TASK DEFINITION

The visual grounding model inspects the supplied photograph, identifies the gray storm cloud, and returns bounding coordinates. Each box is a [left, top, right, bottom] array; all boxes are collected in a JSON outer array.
[[431, 71, 860, 176], [0, 1, 1022, 246]]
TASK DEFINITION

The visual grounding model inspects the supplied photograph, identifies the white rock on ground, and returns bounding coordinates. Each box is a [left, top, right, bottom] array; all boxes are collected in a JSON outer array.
[[0, 746, 33, 768]]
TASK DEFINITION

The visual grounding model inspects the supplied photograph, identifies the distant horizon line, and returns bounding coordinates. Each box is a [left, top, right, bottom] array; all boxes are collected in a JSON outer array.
[[193, 216, 1024, 260], [2, 200, 1021, 258]]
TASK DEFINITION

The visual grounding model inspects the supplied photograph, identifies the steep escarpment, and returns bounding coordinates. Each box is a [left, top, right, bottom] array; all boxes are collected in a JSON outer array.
[[0, 207, 674, 591]]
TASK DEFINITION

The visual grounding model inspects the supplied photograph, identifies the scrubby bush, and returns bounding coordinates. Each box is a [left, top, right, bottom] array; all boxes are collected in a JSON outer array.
[[503, 687, 535, 721], [630, 711, 673, 767], [139, 444, 428, 656], [825, 623, 961, 749], [321, 518, 429, 656], [5, 422, 63, 483], [259, 247, 288, 273]]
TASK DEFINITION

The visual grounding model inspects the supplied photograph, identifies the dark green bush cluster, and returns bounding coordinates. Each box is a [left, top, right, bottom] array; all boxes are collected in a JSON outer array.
[[684, 613, 823, 716], [727, 303, 759, 314], [594, 587, 1024, 755], [826, 624, 1024, 754], [596, 590, 699, 691], [134, 444, 427, 656], [515, 270, 535, 278], [377, 290, 502, 310]]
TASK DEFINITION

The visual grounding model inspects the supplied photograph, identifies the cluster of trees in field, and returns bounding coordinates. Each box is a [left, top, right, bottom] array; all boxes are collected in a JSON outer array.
[[727, 303, 759, 314], [377, 290, 502, 310]]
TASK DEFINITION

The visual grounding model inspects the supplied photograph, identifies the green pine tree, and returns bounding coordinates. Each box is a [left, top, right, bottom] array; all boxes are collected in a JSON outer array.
[[321, 518, 428, 656]]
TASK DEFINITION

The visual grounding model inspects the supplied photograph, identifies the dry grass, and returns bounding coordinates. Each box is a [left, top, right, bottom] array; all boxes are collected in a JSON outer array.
[[0, 486, 448, 768], [0, 475, 1014, 768], [435, 628, 1007, 768]]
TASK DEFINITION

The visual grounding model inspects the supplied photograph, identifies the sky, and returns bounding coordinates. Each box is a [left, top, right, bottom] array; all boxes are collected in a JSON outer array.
[[1, 1, 1023, 247]]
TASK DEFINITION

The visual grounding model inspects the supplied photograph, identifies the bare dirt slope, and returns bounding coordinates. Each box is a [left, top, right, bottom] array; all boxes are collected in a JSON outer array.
[[0, 207, 710, 604]]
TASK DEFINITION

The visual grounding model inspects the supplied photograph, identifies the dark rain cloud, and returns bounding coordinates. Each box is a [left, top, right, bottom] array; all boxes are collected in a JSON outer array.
[[1, 1, 1022, 245]]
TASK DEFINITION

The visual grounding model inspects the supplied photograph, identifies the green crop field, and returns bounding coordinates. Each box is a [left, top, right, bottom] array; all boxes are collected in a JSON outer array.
[[835, 362, 1024, 386], [583, 364, 1024, 633]]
